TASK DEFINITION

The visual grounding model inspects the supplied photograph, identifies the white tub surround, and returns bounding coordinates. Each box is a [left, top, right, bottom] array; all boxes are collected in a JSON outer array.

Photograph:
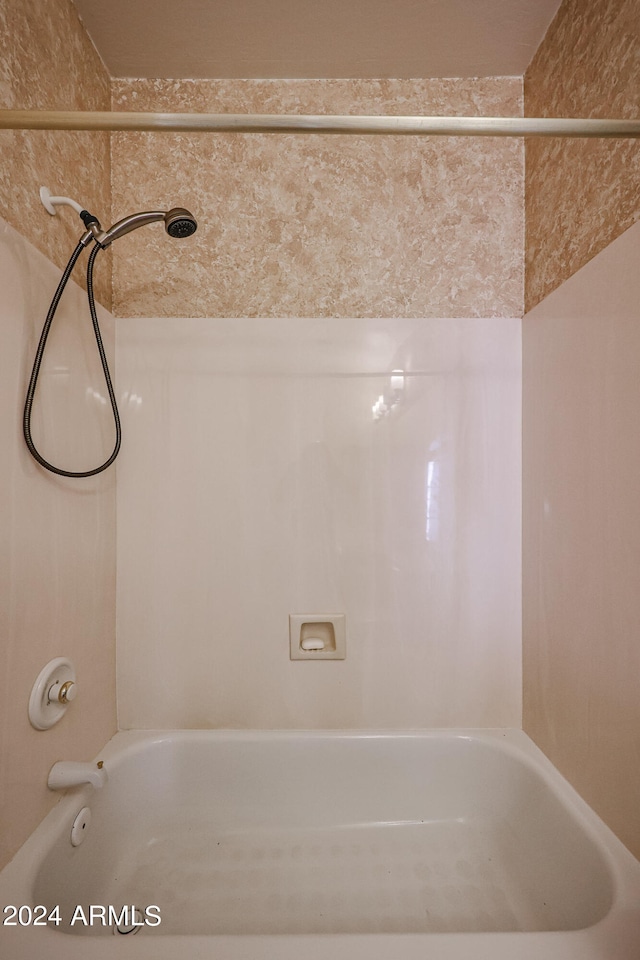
[[116, 317, 521, 730], [0, 217, 116, 871], [523, 219, 640, 859]]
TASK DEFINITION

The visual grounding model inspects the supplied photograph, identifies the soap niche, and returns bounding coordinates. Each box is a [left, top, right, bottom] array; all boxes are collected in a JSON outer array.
[[289, 614, 346, 660], [301, 621, 337, 652]]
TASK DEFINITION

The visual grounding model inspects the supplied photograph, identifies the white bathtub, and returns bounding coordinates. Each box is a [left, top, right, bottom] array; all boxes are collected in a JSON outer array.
[[1, 729, 640, 959]]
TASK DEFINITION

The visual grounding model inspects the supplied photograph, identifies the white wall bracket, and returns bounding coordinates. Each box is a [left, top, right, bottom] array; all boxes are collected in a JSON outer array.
[[40, 186, 84, 216]]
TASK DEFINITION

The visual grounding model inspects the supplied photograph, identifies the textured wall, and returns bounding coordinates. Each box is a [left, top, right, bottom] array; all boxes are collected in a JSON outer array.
[[523, 220, 640, 860], [524, 0, 640, 312], [111, 78, 523, 318], [0, 0, 112, 308]]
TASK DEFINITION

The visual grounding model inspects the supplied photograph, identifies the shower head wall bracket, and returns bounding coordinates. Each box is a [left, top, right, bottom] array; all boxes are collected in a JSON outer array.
[[40, 186, 85, 217]]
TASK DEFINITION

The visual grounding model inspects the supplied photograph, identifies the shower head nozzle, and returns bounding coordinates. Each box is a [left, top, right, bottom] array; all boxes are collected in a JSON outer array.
[[96, 207, 198, 247], [164, 208, 198, 239]]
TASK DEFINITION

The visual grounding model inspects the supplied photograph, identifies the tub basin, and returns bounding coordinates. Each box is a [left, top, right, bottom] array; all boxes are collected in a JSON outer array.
[[1, 729, 639, 959]]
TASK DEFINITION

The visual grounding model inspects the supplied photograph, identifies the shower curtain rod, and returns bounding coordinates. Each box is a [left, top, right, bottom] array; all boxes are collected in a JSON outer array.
[[1, 110, 640, 137]]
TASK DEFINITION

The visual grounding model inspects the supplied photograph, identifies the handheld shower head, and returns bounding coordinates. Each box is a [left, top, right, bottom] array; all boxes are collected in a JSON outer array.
[[95, 207, 198, 247], [164, 208, 198, 238]]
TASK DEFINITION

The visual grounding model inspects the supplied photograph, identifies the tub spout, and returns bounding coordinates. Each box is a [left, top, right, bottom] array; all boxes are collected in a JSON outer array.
[[48, 761, 107, 791]]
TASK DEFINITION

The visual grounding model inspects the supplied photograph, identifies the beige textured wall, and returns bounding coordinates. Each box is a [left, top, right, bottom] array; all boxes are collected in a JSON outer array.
[[524, 0, 640, 312], [111, 78, 523, 319], [0, 0, 112, 308]]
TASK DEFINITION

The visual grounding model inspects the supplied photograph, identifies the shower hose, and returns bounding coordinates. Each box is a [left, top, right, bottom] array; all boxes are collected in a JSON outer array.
[[22, 239, 121, 477]]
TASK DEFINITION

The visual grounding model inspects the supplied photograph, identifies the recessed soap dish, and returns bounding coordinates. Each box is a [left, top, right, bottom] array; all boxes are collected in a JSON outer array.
[[289, 614, 346, 660]]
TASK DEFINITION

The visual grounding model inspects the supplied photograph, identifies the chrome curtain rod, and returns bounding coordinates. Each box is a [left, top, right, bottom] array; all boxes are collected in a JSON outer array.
[[1, 111, 640, 137]]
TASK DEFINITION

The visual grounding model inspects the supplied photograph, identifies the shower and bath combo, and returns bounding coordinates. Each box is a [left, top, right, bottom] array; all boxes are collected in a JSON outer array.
[[22, 192, 197, 478]]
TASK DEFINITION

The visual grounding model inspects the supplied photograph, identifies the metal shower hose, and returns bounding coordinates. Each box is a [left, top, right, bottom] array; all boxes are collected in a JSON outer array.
[[22, 241, 121, 477]]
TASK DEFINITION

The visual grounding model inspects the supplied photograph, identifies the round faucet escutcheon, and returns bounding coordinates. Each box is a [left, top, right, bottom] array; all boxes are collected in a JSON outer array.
[[28, 658, 77, 729]]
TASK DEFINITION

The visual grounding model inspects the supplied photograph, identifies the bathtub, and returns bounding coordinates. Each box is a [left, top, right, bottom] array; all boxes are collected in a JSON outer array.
[[1, 729, 639, 959]]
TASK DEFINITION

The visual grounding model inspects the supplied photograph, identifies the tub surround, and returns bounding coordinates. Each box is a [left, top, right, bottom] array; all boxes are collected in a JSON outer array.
[[0, 217, 117, 871], [116, 315, 521, 730], [1, 0, 639, 883], [523, 219, 640, 861], [0, 0, 114, 874]]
